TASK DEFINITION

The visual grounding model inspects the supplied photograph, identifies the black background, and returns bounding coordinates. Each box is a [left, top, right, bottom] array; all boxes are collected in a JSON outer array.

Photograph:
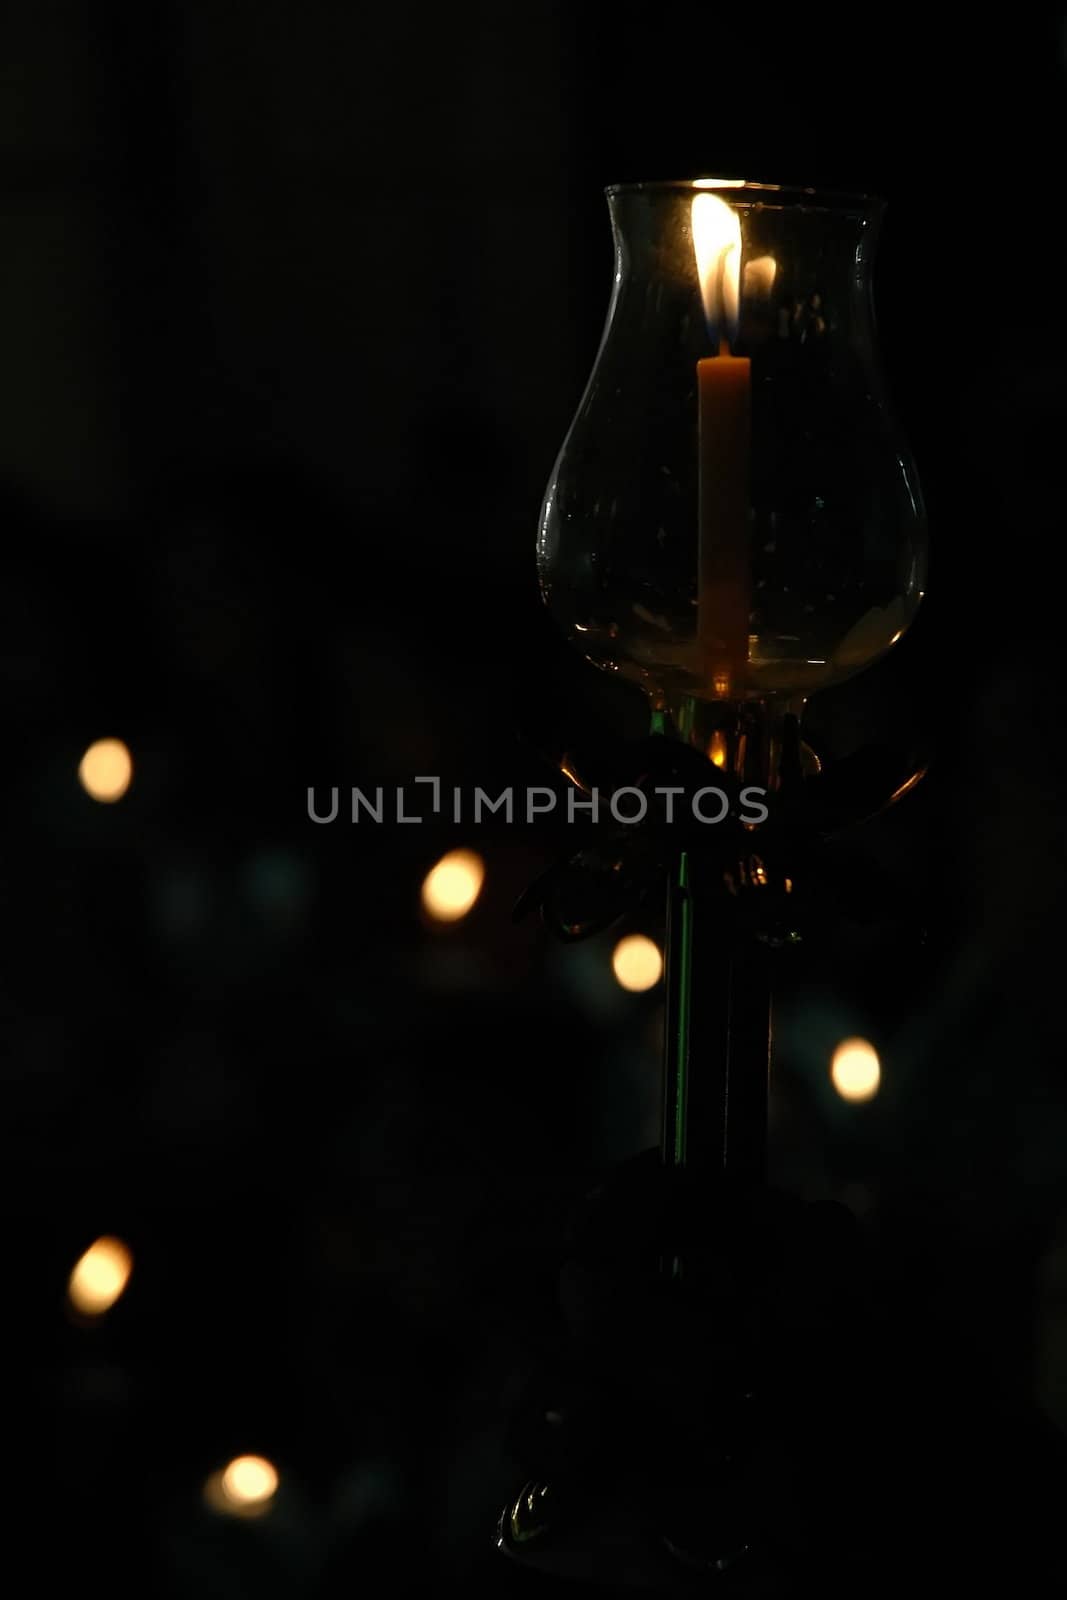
[[5, 2, 1067, 1591]]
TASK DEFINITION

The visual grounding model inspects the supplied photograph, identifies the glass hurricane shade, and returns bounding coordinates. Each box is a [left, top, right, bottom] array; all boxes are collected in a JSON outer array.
[[537, 180, 927, 713]]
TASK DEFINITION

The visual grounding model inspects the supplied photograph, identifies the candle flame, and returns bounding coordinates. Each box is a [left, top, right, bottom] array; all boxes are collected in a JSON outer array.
[[692, 192, 742, 347]]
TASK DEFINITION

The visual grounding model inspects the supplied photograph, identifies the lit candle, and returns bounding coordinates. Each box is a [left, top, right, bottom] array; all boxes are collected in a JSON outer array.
[[692, 192, 751, 700]]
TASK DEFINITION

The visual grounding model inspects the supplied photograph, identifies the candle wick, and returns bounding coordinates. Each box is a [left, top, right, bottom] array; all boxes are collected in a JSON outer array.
[[717, 335, 730, 359]]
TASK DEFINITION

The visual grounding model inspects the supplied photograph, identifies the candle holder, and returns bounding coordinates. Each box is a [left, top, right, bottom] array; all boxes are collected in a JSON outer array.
[[539, 178, 925, 719], [499, 179, 928, 1584]]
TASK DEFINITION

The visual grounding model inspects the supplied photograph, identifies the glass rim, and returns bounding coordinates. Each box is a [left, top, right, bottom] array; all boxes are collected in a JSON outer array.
[[604, 178, 883, 213]]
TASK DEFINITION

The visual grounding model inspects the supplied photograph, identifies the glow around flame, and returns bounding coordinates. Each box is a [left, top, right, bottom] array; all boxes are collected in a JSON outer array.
[[692, 192, 742, 346]]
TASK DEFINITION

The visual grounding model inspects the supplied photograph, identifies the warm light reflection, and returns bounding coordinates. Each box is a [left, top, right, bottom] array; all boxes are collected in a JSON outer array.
[[889, 764, 928, 807], [692, 177, 745, 188], [612, 934, 664, 992], [744, 255, 777, 296], [78, 738, 133, 803], [831, 1038, 881, 1103], [692, 192, 742, 344], [421, 849, 485, 922], [205, 1455, 279, 1518], [708, 731, 728, 768], [67, 1236, 133, 1316]]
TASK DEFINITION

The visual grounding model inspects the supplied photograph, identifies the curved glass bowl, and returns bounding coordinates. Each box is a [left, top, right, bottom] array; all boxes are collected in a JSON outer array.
[[537, 179, 927, 711]]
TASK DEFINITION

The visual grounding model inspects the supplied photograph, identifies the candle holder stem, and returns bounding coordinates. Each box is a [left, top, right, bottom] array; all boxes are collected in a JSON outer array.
[[658, 693, 779, 1192], [661, 844, 772, 1186]]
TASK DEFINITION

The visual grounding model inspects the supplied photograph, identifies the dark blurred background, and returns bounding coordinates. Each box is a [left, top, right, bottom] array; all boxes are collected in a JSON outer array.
[[5, 1, 1067, 1591]]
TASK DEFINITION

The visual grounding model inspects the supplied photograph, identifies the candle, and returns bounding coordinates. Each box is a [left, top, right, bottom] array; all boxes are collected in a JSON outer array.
[[692, 192, 751, 700]]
